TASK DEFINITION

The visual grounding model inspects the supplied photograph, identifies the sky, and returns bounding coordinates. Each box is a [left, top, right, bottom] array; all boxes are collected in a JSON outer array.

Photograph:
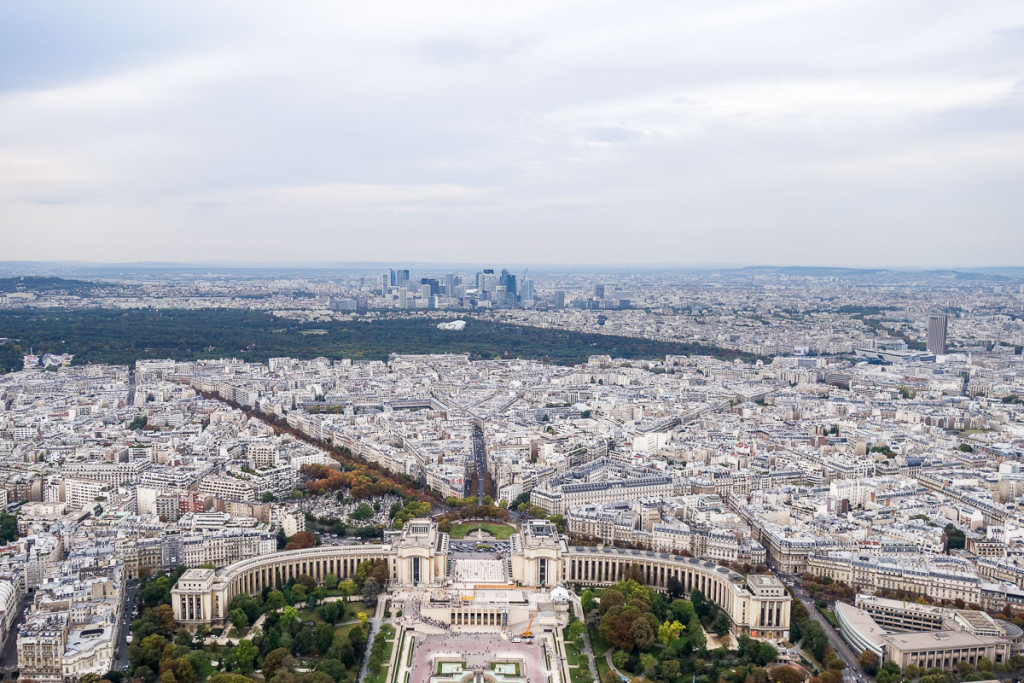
[[1, 1, 1023, 267]]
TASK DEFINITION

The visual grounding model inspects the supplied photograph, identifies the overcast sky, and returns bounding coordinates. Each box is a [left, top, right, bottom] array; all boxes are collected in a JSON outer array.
[[2, 1, 1023, 266]]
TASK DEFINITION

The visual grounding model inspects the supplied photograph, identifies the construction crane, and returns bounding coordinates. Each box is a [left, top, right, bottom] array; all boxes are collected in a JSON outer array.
[[520, 615, 535, 639]]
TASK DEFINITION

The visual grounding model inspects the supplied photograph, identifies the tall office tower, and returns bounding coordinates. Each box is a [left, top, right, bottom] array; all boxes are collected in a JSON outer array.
[[593, 283, 605, 299], [380, 274, 389, 295], [521, 279, 534, 302], [396, 269, 410, 287], [927, 314, 948, 354], [477, 270, 495, 293], [499, 270, 518, 302], [389, 268, 398, 287], [420, 278, 440, 296], [444, 273, 456, 296], [398, 289, 408, 309], [553, 290, 565, 309]]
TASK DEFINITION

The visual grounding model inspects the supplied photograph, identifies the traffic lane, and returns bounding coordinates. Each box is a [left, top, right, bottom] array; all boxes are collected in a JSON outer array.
[[783, 581, 862, 681], [799, 594, 861, 676], [115, 582, 142, 671]]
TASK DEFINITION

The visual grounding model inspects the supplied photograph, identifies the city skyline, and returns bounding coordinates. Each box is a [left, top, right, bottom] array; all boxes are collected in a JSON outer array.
[[3, 2, 1023, 266]]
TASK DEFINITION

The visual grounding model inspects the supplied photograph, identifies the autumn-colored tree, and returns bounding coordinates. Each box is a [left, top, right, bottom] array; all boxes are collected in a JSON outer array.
[[598, 589, 625, 615], [262, 647, 295, 679], [769, 666, 806, 683], [858, 651, 879, 676], [284, 531, 317, 550]]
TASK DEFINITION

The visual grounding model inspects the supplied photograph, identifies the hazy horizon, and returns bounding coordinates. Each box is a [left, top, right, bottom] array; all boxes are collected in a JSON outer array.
[[3, 2, 1023, 266]]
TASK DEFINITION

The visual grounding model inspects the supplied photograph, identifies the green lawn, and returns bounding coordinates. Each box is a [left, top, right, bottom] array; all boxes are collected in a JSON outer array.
[[564, 643, 581, 667], [448, 522, 517, 540], [295, 609, 324, 623], [366, 637, 396, 683], [816, 605, 838, 628], [590, 627, 611, 679], [346, 600, 369, 616], [335, 621, 365, 639]]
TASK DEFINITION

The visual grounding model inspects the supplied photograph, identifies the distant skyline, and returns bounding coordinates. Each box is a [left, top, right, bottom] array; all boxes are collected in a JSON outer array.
[[2, 2, 1023, 266]]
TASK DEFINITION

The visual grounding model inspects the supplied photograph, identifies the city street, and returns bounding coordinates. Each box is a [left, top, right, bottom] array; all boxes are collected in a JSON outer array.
[[789, 581, 862, 683], [0, 595, 29, 679], [113, 580, 141, 672], [472, 424, 487, 499]]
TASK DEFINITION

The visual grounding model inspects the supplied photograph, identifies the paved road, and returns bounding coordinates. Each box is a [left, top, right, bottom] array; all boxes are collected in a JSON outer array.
[[471, 424, 487, 499], [0, 595, 29, 678], [127, 370, 136, 406], [113, 581, 141, 671], [792, 584, 861, 683]]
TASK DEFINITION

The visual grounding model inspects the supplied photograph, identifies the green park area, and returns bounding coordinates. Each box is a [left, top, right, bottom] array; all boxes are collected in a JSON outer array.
[[448, 521, 517, 539]]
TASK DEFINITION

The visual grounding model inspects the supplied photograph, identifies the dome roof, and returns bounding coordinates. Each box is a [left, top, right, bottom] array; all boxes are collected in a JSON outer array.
[[550, 587, 571, 602]]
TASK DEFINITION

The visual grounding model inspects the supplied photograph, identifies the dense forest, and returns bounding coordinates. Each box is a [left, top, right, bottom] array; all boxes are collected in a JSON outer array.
[[0, 276, 110, 295], [0, 309, 758, 373]]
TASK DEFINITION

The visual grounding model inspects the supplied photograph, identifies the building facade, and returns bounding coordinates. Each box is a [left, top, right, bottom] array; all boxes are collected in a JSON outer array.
[[172, 518, 791, 640]]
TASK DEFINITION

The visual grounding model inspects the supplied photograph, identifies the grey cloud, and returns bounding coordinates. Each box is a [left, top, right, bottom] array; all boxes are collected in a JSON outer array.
[[0, 1, 1022, 266]]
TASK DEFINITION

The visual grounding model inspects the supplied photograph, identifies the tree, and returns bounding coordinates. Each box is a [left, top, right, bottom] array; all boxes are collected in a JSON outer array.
[[338, 580, 358, 596], [612, 650, 629, 669], [294, 624, 317, 655], [658, 620, 684, 645], [639, 653, 658, 677], [351, 503, 375, 521], [599, 588, 625, 615], [136, 634, 169, 672], [290, 585, 307, 604], [302, 674, 335, 683], [229, 608, 249, 631], [264, 590, 286, 612], [317, 658, 347, 682], [661, 659, 681, 681], [801, 620, 828, 661], [666, 576, 683, 599], [691, 589, 709, 618], [324, 573, 339, 589], [769, 666, 805, 683], [234, 639, 258, 675], [568, 621, 587, 642], [280, 606, 299, 632], [315, 622, 335, 654], [262, 647, 295, 679], [602, 672, 621, 683], [284, 530, 317, 550], [581, 589, 597, 614], [361, 577, 381, 604], [711, 610, 731, 636], [631, 617, 655, 652], [755, 641, 779, 666], [669, 599, 696, 624], [148, 604, 177, 635], [858, 651, 879, 676]]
